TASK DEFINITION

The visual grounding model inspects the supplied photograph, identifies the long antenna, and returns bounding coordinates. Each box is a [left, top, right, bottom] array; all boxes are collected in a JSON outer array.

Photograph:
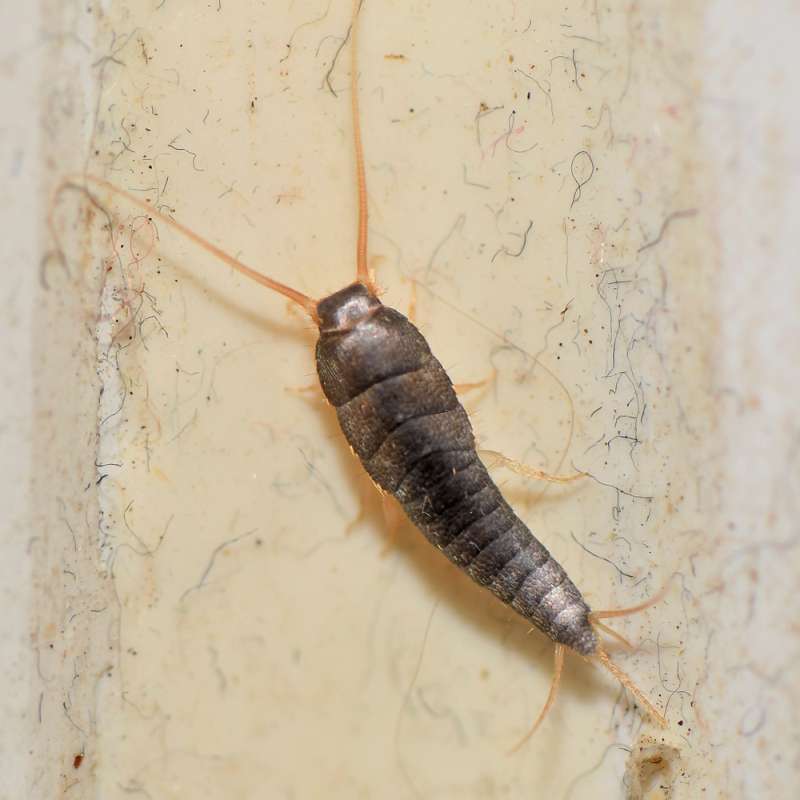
[[50, 175, 320, 322], [350, 0, 372, 288]]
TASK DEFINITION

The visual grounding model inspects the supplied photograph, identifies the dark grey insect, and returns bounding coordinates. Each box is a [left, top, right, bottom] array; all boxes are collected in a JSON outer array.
[[52, 0, 667, 744], [316, 282, 597, 658], [313, 277, 664, 743]]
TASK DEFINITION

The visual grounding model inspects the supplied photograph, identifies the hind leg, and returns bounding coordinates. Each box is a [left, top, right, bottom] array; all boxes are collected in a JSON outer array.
[[479, 449, 586, 485]]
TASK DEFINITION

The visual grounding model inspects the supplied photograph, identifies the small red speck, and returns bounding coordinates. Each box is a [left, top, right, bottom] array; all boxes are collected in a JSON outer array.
[[73, 753, 84, 769]]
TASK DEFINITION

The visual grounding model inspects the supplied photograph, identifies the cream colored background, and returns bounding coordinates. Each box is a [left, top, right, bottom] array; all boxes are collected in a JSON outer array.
[[3, 1, 799, 798]]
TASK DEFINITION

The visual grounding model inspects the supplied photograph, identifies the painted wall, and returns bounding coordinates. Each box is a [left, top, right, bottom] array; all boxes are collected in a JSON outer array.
[[2, 1, 798, 797]]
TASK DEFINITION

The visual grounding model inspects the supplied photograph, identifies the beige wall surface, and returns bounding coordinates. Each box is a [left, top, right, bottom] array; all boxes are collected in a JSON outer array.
[[3, 1, 798, 798]]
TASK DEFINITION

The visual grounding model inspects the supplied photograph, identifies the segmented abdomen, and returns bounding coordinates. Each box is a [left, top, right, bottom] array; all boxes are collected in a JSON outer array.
[[316, 304, 597, 656]]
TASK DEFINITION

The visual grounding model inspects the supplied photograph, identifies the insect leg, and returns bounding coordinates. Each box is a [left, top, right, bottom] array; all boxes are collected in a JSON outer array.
[[48, 175, 320, 321], [344, 480, 403, 551], [406, 277, 417, 323], [452, 368, 497, 396], [344, 473, 376, 535], [507, 644, 565, 754], [479, 449, 586, 484], [285, 383, 326, 402], [379, 491, 404, 555]]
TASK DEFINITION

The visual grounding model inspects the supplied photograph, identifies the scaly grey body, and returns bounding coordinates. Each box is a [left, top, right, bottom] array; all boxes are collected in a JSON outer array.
[[316, 282, 598, 656]]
